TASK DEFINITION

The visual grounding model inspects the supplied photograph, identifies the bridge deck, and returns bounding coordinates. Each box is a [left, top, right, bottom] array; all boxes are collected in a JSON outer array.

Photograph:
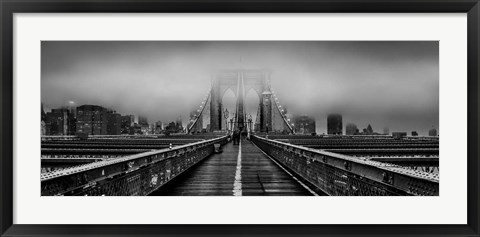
[[150, 138, 314, 196]]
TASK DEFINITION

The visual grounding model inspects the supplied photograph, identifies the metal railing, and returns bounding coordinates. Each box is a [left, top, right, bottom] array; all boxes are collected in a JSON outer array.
[[41, 136, 228, 196], [251, 135, 439, 196]]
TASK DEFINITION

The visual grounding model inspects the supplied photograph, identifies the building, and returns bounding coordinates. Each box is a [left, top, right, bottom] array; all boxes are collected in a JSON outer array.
[[165, 121, 176, 133], [165, 121, 183, 134], [45, 108, 74, 135], [154, 121, 163, 134], [106, 110, 121, 135], [429, 128, 438, 137], [293, 114, 316, 134], [138, 116, 149, 126], [411, 131, 418, 136], [41, 103, 46, 135], [140, 123, 150, 134], [345, 123, 359, 135], [327, 114, 342, 135], [121, 115, 134, 134], [125, 115, 152, 135], [41, 120, 46, 136], [363, 124, 374, 135], [129, 123, 142, 135], [67, 101, 76, 118], [392, 132, 407, 139], [41, 103, 46, 121], [383, 127, 390, 135], [76, 105, 108, 135], [175, 116, 184, 133], [68, 113, 76, 135]]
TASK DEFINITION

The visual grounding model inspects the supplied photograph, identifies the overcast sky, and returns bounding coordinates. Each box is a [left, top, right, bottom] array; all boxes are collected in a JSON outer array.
[[41, 41, 438, 135]]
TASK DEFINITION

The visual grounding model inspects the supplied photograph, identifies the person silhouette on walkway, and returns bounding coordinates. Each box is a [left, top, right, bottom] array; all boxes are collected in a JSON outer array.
[[233, 129, 240, 145]]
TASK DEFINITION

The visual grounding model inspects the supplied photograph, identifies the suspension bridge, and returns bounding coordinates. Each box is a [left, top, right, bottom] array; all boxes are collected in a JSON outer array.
[[41, 70, 439, 196]]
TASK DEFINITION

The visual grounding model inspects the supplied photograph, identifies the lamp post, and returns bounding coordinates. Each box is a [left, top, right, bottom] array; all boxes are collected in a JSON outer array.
[[223, 108, 229, 132], [232, 112, 236, 131], [248, 114, 253, 132]]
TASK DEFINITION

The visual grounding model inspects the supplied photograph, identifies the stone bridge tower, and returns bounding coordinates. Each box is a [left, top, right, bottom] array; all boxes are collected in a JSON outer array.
[[209, 69, 272, 132]]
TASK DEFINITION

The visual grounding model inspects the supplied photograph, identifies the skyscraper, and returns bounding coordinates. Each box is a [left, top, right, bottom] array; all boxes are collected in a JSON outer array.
[[154, 121, 163, 134], [176, 116, 183, 132], [138, 116, 149, 126], [135, 116, 149, 134], [428, 128, 438, 136], [346, 123, 359, 135], [41, 103, 46, 121], [76, 105, 108, 135], [383, 127, 390, 135], [327, 114, 342, 135], [67, 101, 76, 118], [107, 110, 122, 135], [121, 115, 134, 134], [45, 108, 74, 135], [41, 103, 46, 136], [293, 114, 316, 134]]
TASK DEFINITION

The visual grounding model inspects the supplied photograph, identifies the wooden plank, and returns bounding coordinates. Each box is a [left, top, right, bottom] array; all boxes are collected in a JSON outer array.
[[150, 139, 312, 196]]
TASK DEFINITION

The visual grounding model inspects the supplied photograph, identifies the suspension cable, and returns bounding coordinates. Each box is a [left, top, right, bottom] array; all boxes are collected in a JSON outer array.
[[187, 89, 211, 133], [271, 89, 294, 133]]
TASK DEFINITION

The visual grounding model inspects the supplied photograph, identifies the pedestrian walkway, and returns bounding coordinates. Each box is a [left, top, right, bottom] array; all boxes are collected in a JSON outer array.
[[150, 137, 313, 196]]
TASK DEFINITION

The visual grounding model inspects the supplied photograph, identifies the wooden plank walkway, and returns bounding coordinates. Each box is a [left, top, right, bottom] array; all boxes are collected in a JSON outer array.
[[150, 138, 313, 196]]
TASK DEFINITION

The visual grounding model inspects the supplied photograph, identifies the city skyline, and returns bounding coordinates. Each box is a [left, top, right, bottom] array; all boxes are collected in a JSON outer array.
[[42, 101, 439, 136], [42, 41, 439, 135]]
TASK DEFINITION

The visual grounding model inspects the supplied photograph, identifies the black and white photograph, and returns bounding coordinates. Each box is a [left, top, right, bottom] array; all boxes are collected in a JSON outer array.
[[40, 41, 439, 196]]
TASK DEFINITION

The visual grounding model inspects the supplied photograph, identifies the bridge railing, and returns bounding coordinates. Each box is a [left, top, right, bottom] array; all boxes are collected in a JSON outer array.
[[41, 136, 228, 196], [251, 135, 439, 196]]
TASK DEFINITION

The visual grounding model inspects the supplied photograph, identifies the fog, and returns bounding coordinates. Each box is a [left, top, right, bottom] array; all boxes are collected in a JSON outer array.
[[42, 41, 438, 135]]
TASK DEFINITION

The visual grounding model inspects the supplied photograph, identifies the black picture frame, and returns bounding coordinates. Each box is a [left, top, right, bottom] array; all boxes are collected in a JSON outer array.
[[1, 1, 479, 236]]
